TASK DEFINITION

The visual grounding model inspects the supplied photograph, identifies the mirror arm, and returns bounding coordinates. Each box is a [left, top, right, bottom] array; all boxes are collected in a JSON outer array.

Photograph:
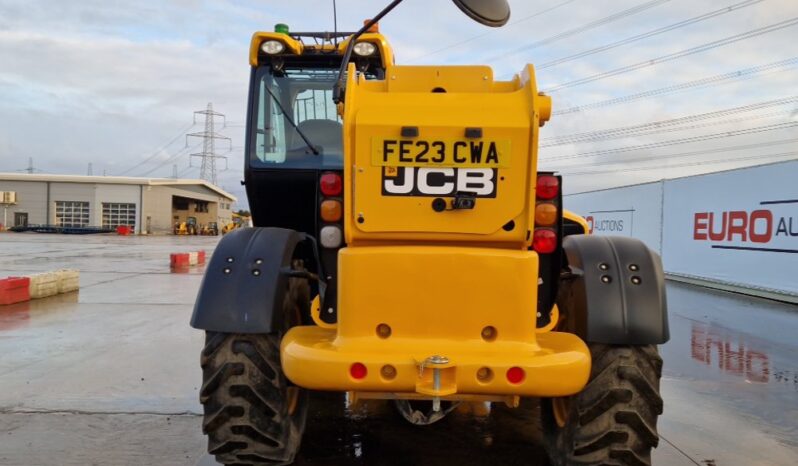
[[332, 0, 404, 104]]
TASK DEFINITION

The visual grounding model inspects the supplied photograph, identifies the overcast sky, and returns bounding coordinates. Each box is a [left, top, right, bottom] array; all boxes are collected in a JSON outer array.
[[1, 0, 796, 208]]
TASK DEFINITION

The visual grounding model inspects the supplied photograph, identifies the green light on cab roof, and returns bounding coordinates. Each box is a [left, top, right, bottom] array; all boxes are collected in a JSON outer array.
[[274, 23, 290, 35]]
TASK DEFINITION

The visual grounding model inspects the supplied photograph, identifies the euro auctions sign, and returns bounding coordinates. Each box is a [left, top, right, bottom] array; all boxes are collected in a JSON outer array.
[[663, 161, 798, 296], [693, 203, 798, 252], [585, 210, 634, 236]]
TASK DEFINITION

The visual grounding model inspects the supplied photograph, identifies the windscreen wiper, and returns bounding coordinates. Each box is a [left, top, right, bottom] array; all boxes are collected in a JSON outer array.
[[263, 84, 320, 156]]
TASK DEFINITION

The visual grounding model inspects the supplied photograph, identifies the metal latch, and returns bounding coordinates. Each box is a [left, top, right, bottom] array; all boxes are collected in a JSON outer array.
[[418, 355, 450, 412]]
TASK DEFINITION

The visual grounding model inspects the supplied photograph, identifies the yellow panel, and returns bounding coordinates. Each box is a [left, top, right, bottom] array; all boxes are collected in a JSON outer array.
[[342, 64, 550, 245], [336, 246, 539, 341], [384, 65, 495, 93]]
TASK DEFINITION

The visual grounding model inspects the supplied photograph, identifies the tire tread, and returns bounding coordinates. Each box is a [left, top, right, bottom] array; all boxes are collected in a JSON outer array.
[[543, 344, 663, 466]]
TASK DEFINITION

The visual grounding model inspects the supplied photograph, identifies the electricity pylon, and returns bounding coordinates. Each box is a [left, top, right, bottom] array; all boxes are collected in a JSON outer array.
[[186, 103, 231, 185]]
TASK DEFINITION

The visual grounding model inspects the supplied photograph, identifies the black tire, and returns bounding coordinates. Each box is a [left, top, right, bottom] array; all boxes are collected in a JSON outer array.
[[542, 344, 663, 466], [200, 270, 310, 465]]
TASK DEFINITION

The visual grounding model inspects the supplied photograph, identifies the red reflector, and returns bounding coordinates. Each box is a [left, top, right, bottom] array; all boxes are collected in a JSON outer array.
[[533, 228, 557, 254], [350, 362, 367, 380], [536, 175, 559, 200], [320, 172, 342, 196], [506, 366, 525, 384]]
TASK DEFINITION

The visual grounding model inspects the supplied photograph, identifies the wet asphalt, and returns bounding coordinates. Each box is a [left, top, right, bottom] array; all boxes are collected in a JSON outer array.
[[0, 233, 796, 466]]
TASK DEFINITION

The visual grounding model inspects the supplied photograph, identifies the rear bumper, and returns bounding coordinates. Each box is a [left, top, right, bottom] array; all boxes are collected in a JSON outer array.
[[281, 327, 591, 397]]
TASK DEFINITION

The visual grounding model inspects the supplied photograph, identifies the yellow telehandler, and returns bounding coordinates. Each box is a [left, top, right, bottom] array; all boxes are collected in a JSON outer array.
[[192, 2, 669, 465]]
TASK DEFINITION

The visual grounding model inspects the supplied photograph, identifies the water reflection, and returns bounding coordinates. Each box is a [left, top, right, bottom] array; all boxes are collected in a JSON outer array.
[[0, 292, 79, 332], [0, 300, 30, 331], [690, 321, 770, 383], [292, 394, 549, 466]]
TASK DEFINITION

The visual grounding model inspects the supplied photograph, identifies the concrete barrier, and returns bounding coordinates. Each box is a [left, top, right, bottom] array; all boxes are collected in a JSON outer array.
[[170, 253, 190, 268], [0, 277, 31, 305], [1, 269, 81, 305], [56, 269, 80, 293], [170, 251, 206, 272], [28, 272, 59, 299]]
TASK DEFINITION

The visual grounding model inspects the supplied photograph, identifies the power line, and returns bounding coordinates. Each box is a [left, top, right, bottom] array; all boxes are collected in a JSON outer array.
[[557, 151, 798, 176], [485, 0, 672, 63], [137, 142, 200, 177], [542, 96, 798, 146], [538, 0, 763, 70], [547, 110, 791, 147], [546, 137, 798, 169], [178, 164, 198, 178], [544, 17, 798, 92], [408, 0, 580, 62], [543, 121, 798, 161], [553, 56, 798, 115], [116, 122, 195, 175]]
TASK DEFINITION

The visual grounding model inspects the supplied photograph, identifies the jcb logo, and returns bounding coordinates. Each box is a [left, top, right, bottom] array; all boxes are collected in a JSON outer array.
[[382, 167, 497, 198]]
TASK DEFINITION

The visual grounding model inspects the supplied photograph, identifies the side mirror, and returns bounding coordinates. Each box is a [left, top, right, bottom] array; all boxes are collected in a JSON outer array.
[[451, 0, 510, 27]]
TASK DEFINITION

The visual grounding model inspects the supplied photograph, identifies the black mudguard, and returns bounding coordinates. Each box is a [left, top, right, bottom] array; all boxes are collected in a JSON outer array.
[[559, 235, 670, 345], [190, 227, 304, 334]]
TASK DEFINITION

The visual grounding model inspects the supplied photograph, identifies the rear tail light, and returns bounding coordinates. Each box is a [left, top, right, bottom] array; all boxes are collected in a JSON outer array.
[[350, 362, 368, 380], [506, 366, 525, 384], [533, 174, 560, 253], [535, 202, 558, 226], [533, 228, 557, 253], [319, 172, 343, 249], [320, 172, 342, 196], [320, 200, 342, 222], [536, 175, 559, 200]]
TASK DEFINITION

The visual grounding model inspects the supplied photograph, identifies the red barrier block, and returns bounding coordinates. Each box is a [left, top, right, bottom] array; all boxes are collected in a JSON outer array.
[[0, 277, 31, 305], [197, 250, 206, 265], [170, 253, 190, 267]]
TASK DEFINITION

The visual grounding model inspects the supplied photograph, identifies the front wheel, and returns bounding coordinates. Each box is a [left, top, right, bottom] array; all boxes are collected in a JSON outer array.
[[542, 344, 663, 466]]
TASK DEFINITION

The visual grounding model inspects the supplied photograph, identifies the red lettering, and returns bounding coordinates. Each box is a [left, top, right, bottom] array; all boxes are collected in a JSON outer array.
[[691, 324, 709, 363], [709, 335, 724, 370], [749, 209, 773, 243], [585, 216, 594, 234], [692, 324, 770, 384], [723, 341, 745, 375], [727, 211, 748, 242], [746, 351, 769, 383], [693, 212, 709, 240], [708, 212, 727, 241]]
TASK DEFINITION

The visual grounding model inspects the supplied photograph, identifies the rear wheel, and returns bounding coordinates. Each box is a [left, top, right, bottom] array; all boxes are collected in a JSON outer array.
[[200, 270, 310, 465], [542, 344, 663, 466]]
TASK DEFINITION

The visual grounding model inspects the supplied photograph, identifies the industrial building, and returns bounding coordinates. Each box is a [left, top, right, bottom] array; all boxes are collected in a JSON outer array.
[[0, 173, 236, 234]]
